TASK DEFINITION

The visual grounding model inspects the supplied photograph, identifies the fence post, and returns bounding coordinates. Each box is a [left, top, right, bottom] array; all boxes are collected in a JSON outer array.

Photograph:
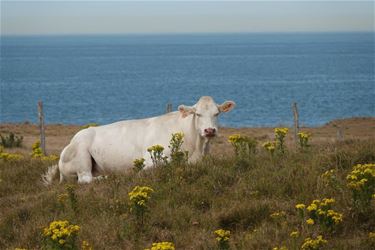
[[38, 100, 46, 155], [166, 103, 172, 113], [336, 126, 344, 142], [292, 102, 299, 147]]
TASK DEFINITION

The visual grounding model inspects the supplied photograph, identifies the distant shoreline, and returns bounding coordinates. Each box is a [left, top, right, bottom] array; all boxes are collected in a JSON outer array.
[[2, 31, 375, 38], [1, 116, 374, 129]]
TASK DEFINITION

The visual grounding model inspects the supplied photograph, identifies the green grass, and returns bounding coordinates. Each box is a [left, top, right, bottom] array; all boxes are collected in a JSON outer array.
[[0, 139, 374, 249]]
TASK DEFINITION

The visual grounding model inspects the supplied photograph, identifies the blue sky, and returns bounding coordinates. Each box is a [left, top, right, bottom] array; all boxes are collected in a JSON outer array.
[[1, 1, 374, 35]]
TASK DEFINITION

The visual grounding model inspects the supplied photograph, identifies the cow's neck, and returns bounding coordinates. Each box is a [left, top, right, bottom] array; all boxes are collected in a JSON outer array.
[[181, 114, 211, 159]]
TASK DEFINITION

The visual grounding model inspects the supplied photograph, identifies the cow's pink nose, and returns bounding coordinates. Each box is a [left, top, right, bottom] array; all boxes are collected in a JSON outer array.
[[204, 128, 216, 137]]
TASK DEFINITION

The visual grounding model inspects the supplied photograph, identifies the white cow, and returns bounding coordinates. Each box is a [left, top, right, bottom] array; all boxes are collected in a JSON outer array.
[[42, 96, 235, 184]]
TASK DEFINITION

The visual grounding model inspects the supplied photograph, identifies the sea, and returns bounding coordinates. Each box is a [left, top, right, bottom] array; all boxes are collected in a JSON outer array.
[[0, 32, 374, 127]]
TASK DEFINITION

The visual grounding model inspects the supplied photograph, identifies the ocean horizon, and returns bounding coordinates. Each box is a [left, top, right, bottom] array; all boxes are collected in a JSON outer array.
[[1, 32, 374, 127]]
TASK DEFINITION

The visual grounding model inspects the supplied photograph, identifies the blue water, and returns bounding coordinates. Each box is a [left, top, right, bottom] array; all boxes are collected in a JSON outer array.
[[0, 33, 374, 127]]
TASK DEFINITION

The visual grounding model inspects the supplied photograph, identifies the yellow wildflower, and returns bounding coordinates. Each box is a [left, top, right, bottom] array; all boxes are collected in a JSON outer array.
[[57, 193, 68, 203], [290, 231, 299, 238], [214, 229, 231, 242], [147, 144, 164, 153], [43, 220, 80, 243], [301, 235, 327, 249], [270, 211, 286, 219], [295, 204, 305, 210], [307, 203, 317, 212], [82, 240, 93, 250], [275, 128, 289, 136], [273, 246, 288, 250], [0, 152, 24, 161], [263, 141, 276, 153], [128, 186, 154, 209], [298, 132, 310, 139], [228, 134, 242, 144], [306, 218, 315, 225], [147, 241, 175, 250]]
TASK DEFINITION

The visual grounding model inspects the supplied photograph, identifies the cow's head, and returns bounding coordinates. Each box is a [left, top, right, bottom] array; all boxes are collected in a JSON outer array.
[[178, 96, 235, 138]]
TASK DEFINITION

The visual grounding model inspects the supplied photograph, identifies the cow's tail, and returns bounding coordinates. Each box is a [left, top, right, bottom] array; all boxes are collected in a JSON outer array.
[[42, 164, 59, 186]]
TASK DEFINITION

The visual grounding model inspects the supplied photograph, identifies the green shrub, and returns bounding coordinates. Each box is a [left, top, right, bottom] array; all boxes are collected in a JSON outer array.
[[0, 132, 23, 148], [169, 132, 188, 166], [133, 158, 146, 172], [274, 128, 288, 154], [147, 145, 167, 167], [228, 134, 257, 168]]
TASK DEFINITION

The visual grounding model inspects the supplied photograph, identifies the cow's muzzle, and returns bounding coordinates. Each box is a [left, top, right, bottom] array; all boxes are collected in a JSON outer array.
[[204, 128, 216, 138]]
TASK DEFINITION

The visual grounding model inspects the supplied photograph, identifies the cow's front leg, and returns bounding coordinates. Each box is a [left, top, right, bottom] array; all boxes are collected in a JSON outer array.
[[77, 171, 93, 184], [142, 153, 154, 170]]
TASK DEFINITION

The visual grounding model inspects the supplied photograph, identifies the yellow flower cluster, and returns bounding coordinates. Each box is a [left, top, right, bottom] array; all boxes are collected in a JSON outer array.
[[301, 235, 327, 250], [43, 220, 80, 245], [30, 140, 59, 161], [290, 231, 299, 238], [298, 198, 343, 229], [272, 246, 288, 250], [169, 132, 188, 165], [31, 140, 43, 158], [128, 186, 154, 208], [147, 144, 164, 153], [81, 240, 93, 250], [274, 127, 288, 153], [41, 154, 59, 162], [298, 131, 311, 148], [0, 152, 24, 161], [145, 241, 175, 250], [275, 128, 289, 137], [57, 193, 69, 204], [270, 211, 286, 219], [228, 134, 242, 144], [346, 163, 375, 191], [298, 132, 310, 140], [0, 146, 23, 161], [295, 204, 306, 210], [228, 134, 257, 160], [321, 169, 335, 181], [263, 141, 276, 153], [171, 132, 184, 142], [214, 229, 231, 243], [369, 232, 375, 240], [328, 210, 343, 224], [306, 218, 315, 225], [133, 158, 146, 171], [228, 134, 256, 145]]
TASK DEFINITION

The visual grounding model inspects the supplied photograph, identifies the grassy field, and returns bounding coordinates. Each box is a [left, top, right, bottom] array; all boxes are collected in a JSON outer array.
[[0, 118, 374, 249]]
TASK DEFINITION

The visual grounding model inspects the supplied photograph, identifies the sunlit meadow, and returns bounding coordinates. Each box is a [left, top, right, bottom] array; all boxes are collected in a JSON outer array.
[[0, 129, 374, 249]]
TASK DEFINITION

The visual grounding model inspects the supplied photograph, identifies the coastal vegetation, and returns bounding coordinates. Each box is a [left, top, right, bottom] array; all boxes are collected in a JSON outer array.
[[0, 119, 374, 249]]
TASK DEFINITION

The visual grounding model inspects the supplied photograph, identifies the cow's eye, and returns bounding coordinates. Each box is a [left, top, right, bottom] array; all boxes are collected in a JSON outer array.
[[196, 113, 202, 117], [214, 113, 219, 117]]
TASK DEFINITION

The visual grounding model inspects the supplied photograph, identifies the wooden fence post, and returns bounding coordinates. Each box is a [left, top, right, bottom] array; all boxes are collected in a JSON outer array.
[[292, 102, 299, 147], [336, 126, 344, 142], [166, 103, 172, 113], [38, 101, 46, 155]]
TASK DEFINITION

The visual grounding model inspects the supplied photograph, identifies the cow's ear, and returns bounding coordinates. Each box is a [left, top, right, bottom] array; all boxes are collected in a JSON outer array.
[[178, 105, 196, 118], [218, 101, 236, 113]]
